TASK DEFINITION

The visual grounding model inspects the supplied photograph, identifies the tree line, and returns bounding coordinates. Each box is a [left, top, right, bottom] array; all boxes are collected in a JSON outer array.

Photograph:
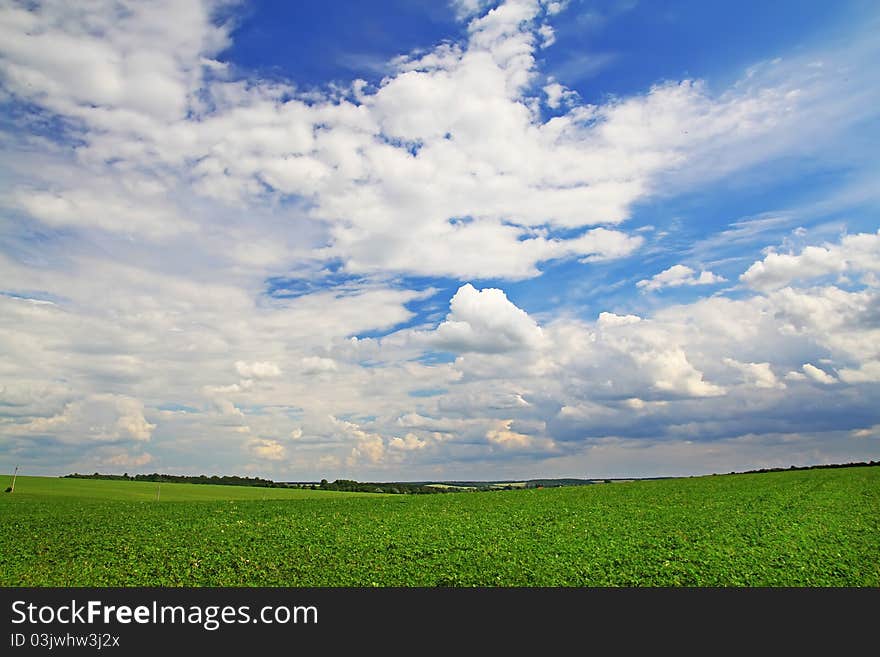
[[733, 460, 879, 475], [63, 472, 283, 487], [315, 479, 454, 494], [61, 473, 455, 493]]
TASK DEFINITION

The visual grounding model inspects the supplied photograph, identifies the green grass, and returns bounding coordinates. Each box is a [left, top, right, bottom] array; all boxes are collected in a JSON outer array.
[[1, 468, 877, 586]]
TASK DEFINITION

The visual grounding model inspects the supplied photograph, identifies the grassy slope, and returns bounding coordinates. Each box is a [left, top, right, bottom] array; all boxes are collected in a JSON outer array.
[[1, 467, 877, 586]]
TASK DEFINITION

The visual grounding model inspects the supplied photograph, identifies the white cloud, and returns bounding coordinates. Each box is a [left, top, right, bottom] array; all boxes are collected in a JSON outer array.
[[204, 382, 250, 395], [802, 363, 837, 385], [3, 394, 155, 443], [589, 313, 725, 398], [852, 425, 880, 438], [596, 311, 642, 328], [235, 361, 282, 379], [766, 285, 880, 362], [1, 1, 878, 479], [486, 419, 533, 448], [741, 230, 880, 291], [332, 417, 387, 466], [450, 0, 496, 21], [723, 358, 785, 389], [637, 264, 726, 291], [631, 347, 726, 398], [247, 438, 287, 461], [388, 433, 427, 451], [100, 449, 154, 469], [544, 80, 575, 108], [838, 361, 880, 384], [214, 399, 245, 418], [537, 24, 556, 49], [300, 357, 338, 374], [10, 185, 197, 239], [3, 0, 869, 282], [428, 283, 544, 353], [348, 434, 386, 465]]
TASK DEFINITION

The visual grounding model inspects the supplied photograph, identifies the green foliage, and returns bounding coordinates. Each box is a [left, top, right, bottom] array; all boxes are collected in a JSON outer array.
[[1, 467, 878, 586], [63, 473, 473, 494], [318, 479, 452, 494]]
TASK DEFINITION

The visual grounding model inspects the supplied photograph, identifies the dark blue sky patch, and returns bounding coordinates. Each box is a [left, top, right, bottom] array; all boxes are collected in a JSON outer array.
[[223, 0, 462, 90], [543, 0, 862, 105], [0, 100, 88, 148]]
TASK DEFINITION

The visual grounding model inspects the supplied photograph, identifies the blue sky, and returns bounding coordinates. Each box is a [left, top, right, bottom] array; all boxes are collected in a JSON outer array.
[[0, 0, 878, 480]]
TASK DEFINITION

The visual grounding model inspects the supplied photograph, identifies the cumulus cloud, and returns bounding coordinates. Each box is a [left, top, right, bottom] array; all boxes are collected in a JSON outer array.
[[596, 311, 642, 328], [348, 434, 385, 465], [486, 419, 534, 448], [1, 1, 878, 479], [838, 361, 880, 384], [332, 417, 387, 466], [204, 382, 251, 395], [213, 399, 245, 418], [590, 313, 725, 398], [388, 433, 427, 451], [631, 347, 726, 398], [802, 363, 837, 385], [100, 449, 154, 468], [235, 361, 282, 379], [450, 0, 496, 21], [10, 186, 197, 239], [247, 438, 287, 461], [0, 0, 229, 122], [3, 394, 155, 443], [741, 230, 880, 291], [428, 284, 544, 353], [4, 0, 855, 279], [543, 79, 576, 108], [852, 425, 880, 438], [300, 357, 338, 374], [637, 264, 726, 291], [723, 358, 785, 389]]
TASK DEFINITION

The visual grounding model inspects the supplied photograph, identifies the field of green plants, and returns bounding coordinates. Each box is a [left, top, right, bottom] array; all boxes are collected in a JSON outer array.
[[1, 467, 877, 586]]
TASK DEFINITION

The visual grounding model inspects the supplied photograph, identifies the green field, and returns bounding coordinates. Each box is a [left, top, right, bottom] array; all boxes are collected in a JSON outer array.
[[1, 468, 878, 586]]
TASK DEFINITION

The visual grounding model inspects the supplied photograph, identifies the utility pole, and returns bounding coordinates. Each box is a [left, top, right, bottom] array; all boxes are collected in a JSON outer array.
[[10, 465, 19, 493]]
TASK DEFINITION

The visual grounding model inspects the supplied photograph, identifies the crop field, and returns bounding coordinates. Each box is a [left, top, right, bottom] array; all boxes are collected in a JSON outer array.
[[1, 467, 878, 586]]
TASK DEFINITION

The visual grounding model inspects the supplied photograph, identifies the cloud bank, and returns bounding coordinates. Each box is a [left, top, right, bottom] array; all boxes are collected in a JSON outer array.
[[1, 0, 878, 478]]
